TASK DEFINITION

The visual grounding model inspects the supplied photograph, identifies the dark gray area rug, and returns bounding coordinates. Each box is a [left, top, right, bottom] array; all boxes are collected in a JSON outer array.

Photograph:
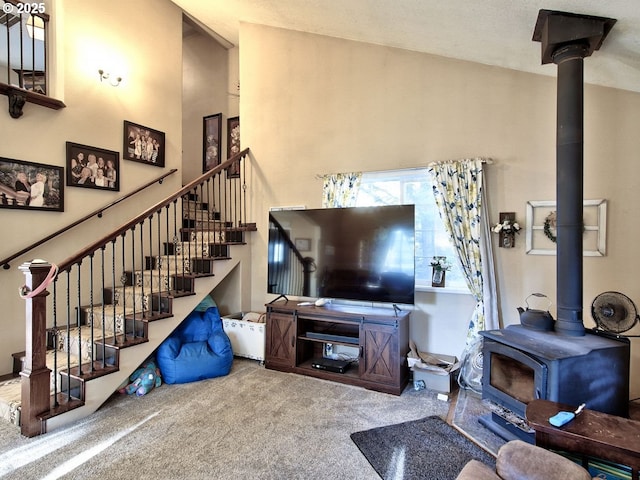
[[350, 415, 496, 480]]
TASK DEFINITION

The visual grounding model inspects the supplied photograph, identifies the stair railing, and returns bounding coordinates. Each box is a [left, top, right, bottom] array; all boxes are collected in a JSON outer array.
[[1, 168, 178, 270], [268, 213, 315, 297], [19, 149, 252, 437]]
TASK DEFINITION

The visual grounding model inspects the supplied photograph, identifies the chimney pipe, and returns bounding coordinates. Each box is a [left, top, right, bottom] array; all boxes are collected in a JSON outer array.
[[532, 10, 616, 337]]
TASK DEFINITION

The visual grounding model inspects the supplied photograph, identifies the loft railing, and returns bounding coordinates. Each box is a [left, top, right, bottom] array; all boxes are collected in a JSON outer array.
[[19, 149, 252, 437], [1, 168, 178, 270], [268, 213, 314, 297], [0, 0, 65, 116]]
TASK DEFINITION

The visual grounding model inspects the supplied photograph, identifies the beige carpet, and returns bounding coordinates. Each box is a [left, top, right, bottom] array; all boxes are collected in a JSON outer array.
[[0, 358, 451, 479]]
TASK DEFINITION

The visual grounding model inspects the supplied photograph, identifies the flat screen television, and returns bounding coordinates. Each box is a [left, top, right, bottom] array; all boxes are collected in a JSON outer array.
[[268, 205, 415, 305]]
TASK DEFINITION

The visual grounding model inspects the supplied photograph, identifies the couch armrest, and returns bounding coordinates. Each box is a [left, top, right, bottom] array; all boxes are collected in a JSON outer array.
[[456, 459, 501, 480], [496, 440, 592, 480]]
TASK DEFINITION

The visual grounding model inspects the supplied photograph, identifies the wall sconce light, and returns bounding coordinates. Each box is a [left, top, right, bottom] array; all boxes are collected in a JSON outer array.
[[98, 69, 122, 87]]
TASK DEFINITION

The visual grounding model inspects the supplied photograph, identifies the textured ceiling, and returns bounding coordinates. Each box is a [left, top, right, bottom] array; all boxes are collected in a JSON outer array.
[[173, 0, 640, 93]]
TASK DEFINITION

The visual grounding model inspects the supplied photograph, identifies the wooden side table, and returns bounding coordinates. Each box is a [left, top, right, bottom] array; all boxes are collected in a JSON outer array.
[[526, 399, 640, 480]]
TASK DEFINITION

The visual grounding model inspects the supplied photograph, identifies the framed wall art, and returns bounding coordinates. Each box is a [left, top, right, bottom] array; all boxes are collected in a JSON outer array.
[[123, 120, 165, 168], [226, 116, 240, 178], [0, 156, 64, 211], [203, 113, 222, 173], [295, 238, 311, 252], [525, 199, 607, 256], [66, 142, 120, 191]]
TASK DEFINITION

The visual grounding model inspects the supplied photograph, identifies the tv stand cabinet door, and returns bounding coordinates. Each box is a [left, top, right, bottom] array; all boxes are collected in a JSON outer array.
[[360, 322, 399, 387], [265, 312, 296, 369]]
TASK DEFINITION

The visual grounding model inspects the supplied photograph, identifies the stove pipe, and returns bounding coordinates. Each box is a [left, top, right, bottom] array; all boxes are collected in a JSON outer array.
[[532, 10, 616, 337]]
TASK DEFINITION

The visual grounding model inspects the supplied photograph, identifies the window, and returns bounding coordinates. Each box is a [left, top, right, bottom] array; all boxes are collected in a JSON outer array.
[[356, 169, 468, 291]]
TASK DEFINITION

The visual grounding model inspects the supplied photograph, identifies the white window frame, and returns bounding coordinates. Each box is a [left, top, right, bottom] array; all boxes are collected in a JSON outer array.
[[355, 168, 470, 294]]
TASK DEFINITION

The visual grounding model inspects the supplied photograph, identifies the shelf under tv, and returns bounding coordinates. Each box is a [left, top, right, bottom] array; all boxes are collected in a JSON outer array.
[[304, 332, 359, 344]]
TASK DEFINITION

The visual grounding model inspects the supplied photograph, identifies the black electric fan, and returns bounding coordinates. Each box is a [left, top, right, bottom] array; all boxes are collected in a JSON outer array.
[[591, 291, 640, 337]]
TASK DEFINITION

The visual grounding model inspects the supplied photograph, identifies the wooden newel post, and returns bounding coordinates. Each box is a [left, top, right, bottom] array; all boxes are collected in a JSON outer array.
[[19, 260, 53, 437]]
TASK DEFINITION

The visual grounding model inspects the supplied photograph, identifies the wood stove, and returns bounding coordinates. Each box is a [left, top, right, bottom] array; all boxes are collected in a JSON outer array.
[[478, 9, 630, 444], [480, 325, 630, 442]]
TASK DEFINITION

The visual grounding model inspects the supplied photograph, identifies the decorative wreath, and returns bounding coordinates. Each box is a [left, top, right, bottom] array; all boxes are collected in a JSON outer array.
[[543, 211, 585, 243], [543, 211, 557, 243]]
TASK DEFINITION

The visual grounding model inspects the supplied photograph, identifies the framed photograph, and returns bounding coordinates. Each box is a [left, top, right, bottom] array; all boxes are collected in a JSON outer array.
[[226, 116, 240, 178], [0, 156, 64, 211], [123, 120, 165, 168], [66, 142, 120, 191], [203, 113, 222, 173], [525, 199, 607, 256], [295, 238, 311, 252]]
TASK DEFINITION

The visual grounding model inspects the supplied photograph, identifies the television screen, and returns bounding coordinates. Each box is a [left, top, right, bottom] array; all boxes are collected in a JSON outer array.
[[268, 205, 415, 304]]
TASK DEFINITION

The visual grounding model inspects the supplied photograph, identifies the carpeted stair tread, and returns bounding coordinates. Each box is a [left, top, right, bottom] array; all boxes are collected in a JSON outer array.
[[0, 350, 81, 426]]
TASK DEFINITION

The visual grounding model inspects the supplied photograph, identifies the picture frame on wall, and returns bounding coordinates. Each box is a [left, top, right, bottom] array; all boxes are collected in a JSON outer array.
[[203, 113, 222, 173], [0, 156, 64, 211], [66, 142, 120, 191], [123, 120, 165, 168], [524, 199, 607, 256], [226, 116, 240, 178]]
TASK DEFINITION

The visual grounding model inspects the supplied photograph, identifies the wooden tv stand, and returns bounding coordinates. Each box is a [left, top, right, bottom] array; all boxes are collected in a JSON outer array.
[[265, 300, 410, 395]]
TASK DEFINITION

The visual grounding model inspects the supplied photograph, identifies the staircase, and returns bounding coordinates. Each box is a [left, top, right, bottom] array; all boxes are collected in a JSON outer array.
[[0, 149, 255, 437]]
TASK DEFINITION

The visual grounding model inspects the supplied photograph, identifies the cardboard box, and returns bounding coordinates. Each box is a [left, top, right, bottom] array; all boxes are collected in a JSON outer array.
[[410, 353, 460, 393], [222, 312, 266, 362]]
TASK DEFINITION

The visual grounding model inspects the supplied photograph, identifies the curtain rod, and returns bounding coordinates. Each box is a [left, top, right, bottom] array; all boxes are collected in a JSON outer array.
[[314, 157, 493, 179], [426, 157, 493, 167]]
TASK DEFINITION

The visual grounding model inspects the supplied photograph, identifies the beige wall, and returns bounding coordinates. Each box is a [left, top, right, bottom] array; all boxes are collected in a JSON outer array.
[[2, 8, 638, 399], [239, 23, 640, 397], [182, 28, 229, 184], [0, 0, 183, 375]]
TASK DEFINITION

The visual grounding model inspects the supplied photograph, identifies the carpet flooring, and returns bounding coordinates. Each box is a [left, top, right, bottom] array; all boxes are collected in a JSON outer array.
[[350, 415, 496, 480], [0, 358, 453, 479]]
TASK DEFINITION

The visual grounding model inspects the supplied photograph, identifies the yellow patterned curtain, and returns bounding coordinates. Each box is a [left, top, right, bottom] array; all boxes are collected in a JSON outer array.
[[428, 158, 496, 392], [322, 172, 362, 207], [428, 158, 492, 336]]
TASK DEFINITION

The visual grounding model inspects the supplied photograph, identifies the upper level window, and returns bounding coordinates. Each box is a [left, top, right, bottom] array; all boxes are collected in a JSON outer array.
[[356, 169, 469, 291]]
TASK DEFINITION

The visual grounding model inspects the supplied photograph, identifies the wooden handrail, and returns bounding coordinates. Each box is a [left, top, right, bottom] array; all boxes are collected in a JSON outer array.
[[1, 168, 178, 270], [55, 148, 250, 273]]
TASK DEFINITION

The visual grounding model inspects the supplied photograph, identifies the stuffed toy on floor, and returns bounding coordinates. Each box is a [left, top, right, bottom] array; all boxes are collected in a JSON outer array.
[[118, 358, 162, 397]]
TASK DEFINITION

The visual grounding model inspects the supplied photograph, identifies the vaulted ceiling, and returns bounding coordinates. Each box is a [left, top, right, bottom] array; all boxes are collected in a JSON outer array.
[[173, 0, 640, 93]]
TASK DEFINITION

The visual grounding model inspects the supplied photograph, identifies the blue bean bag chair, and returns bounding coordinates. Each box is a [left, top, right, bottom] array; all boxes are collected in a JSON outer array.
[[156, 296, 233, 384]]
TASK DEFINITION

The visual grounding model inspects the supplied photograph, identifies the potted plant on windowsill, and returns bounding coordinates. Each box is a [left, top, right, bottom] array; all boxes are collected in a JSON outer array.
[[430, 256, 451, 287]]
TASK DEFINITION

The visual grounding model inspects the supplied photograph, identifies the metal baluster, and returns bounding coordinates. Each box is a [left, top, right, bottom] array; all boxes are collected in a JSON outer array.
[[65, 271, 71, 400], [52, 277, 59, 407], [242, 155, 248, 227], [112, 239, 118, 346], [173, 200, 179, 293], [130, 227, 136, 337], [76, 261, 83, 376], [164, 204, 171, 306], [88, 253, 95, 373], [121, 233, 127, 342], [156, 210, 162, 298], [148, 214, 154, 319], [100, 246, 107, 368], [139, 221, 146, 320]]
